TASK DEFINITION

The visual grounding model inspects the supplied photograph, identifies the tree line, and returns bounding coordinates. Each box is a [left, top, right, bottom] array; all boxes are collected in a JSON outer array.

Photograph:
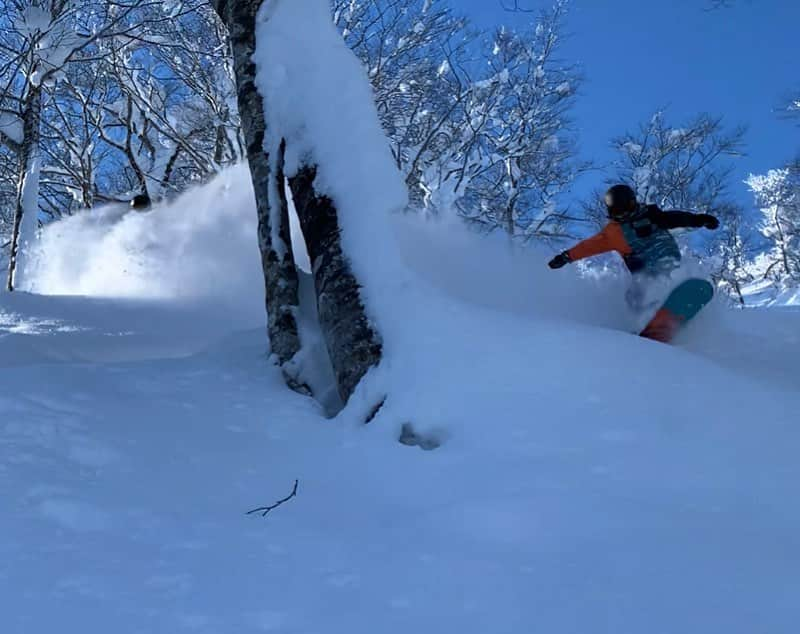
[[0, 0, 795, 300]]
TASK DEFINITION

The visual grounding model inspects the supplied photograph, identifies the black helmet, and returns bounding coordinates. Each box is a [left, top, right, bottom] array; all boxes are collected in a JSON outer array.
[[604, 184, 637, 219], [130, 193, 151, 211]]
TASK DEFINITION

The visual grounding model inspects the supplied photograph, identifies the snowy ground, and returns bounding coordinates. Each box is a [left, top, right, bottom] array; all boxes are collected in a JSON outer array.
[[3, 167, 800, 633]]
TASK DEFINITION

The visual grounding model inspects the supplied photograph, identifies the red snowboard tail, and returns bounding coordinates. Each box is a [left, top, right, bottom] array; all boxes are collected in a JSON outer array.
[[639, 278, 714, 344], [640, 308, 684, 343]]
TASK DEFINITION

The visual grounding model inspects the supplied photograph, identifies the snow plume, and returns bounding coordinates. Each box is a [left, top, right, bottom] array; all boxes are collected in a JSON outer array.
[[392, 212, 632, 330], [25, 158, 714, 353], [28, 157, 635, 332], [255, 0, 411, 351], [24, 165, 264, 313]]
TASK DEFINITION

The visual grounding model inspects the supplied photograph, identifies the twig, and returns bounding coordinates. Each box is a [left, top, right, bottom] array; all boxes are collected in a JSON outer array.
[[246, 480, 299, 517], [500, 0, 535, 12]]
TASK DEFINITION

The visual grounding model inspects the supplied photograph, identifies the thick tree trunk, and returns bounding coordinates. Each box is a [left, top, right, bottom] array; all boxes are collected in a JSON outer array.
[[215, 0, 383, 403], [213, 0, 302, 368], [7, 87, 42, 292], [289, 166, 382, 403]]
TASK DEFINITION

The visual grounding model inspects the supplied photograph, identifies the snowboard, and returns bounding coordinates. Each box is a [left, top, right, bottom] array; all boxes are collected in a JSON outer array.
[[639, 278, 714, 343]]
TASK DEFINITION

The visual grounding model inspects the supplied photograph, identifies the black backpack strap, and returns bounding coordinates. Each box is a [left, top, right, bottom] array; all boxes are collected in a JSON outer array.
[[627, 204, 658, 238]]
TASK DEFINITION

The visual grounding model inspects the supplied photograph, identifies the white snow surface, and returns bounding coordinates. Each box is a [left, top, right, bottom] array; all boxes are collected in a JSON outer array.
[[4, 164, 800, 633]]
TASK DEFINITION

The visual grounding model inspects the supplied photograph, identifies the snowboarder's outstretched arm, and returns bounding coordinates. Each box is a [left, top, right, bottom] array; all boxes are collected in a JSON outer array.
[[652, 209, 719, 230], [548, 223, 631, 269]]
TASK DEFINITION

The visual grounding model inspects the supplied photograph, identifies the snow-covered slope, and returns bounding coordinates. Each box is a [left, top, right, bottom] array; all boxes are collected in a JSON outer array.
[[3, 166, 799, 634]]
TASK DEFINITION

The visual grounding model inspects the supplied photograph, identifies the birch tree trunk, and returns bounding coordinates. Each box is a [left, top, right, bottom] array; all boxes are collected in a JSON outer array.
[[213, 0, 303, 368], [7, 86, 42, 292], [214, 0, 383, 403], [288, 165, 382, 403]]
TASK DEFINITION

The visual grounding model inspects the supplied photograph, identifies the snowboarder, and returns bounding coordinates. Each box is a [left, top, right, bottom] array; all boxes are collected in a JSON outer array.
[[548, 184, 720, 342]]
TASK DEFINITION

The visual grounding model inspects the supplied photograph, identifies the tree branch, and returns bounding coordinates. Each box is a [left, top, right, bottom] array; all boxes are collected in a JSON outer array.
[[246, 480, 299, 518]]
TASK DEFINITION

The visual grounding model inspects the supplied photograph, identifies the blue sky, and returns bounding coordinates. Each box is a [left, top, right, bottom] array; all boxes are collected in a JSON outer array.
[[463, 0, 799, 207]]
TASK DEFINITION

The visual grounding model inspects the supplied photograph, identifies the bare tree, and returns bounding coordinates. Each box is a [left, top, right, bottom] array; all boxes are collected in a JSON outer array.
[[583, 112, 744, 225], [0, 0, 151, 290], [457, 4, 587, 240], [747, 165, 800, 285], [141, 4, 242, 172], [709, 202, 754, 304], [613, 112, 744, 210], [332, 0, 475, 206], [0, 0, 182, 289], [336, 0, 583, 238], [0, 0, 238, 289]]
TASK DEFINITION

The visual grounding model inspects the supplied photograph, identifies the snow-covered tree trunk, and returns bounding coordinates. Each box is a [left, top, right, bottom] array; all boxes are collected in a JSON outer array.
[[7, 87, 43, 292], [215, 0, 385, 403], [213, 0, 303, 370], [288, 165, 382, 402]]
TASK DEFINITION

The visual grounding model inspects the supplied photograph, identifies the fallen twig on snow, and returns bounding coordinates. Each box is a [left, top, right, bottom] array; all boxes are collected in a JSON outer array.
[[246, 480, 299, 517]]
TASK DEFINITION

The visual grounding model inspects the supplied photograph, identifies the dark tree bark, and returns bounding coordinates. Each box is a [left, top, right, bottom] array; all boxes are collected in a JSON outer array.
[[289, 166, 383, 403], [124, 96, 150, 199], [161, 146, 182, 192], [212, 0, 302, 369], [213, 0, 383, 403]]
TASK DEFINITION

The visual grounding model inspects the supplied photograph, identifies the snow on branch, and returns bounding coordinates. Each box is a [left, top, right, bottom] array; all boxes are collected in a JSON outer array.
[[607, 110, 745, 211], [747, 166, 800, 283]]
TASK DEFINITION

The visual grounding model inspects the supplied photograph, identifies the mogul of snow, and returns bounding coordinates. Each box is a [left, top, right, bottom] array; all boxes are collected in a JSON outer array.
[[548, 184, 721, 343]]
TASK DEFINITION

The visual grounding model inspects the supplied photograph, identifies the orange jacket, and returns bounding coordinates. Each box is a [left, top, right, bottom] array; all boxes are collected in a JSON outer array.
[[566, 207, 707, 274], [567, 222, 631, 262]]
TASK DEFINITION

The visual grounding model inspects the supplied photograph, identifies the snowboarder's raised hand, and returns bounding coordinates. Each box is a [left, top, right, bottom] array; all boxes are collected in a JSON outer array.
[[701, 214, 720, 230], [548, 252, 571, 269]]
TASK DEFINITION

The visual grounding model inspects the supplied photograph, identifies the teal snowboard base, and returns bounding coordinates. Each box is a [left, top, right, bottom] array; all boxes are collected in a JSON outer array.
[[640, 278, 714, 343]]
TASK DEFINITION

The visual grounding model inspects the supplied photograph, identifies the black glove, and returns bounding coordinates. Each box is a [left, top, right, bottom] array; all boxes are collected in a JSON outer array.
[[701, 214, 720, 230], [548, 252, 571, 269]]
